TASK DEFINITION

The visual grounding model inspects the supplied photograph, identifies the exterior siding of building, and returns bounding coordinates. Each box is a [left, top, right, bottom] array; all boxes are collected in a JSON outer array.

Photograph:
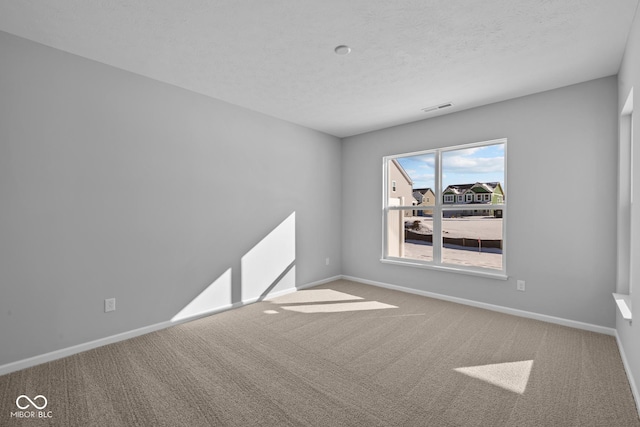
[[442, 182, 504, 217]]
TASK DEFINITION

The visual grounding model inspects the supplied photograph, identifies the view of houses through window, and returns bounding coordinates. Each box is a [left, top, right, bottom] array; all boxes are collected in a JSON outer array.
[[384, 140, 506, 274]]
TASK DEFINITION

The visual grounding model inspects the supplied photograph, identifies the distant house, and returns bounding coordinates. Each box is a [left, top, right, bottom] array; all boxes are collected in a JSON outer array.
[[442, 182, 505, 217], [388, 159, 416, 213], [387, 159, 416, 258], [412, 187, 435, 216]]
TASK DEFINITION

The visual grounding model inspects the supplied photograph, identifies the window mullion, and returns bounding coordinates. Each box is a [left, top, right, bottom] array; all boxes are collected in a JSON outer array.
[[433, 150, 442, 263]]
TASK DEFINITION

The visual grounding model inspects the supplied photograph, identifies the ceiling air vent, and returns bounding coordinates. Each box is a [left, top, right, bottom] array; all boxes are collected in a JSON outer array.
[[421, 102, 453, 113]]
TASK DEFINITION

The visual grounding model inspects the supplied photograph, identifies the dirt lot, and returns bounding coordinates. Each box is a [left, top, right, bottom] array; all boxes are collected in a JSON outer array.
[[402, 216, 503, 270], [406, 216, 503, 239], [403, 242, 503, 270]]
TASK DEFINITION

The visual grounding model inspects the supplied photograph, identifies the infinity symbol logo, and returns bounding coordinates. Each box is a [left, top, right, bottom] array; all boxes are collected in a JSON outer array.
[[16, 395, 48, 410]]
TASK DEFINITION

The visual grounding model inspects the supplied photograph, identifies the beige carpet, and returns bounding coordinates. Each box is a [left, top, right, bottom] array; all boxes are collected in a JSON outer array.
[[1, 280, 638, 426]]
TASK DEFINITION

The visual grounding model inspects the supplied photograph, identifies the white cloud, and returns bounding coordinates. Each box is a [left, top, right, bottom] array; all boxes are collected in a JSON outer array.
[[443, 154, 504, 174], [397, 144, 504, 186], [417, 156, 435, 167], [411, 173, 435, 185]]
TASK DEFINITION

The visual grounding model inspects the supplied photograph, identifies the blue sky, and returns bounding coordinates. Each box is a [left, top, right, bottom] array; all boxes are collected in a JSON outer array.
[[396, 144, 504, 190]]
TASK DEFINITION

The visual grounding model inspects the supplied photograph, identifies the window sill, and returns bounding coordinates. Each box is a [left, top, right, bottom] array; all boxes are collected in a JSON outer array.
[[613, 293, 632, 321], [380, 258, 508, 281]]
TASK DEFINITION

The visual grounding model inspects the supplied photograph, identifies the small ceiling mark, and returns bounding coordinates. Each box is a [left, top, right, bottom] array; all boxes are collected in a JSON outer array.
[[334, 45, 351, 55]]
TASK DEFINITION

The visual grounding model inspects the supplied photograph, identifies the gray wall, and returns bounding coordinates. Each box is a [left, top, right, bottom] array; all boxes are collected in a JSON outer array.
[[0, 24, 631, 383], [342, 76, 618, 328], [617, 4, 640, 406], [0, 31, 342, 366]]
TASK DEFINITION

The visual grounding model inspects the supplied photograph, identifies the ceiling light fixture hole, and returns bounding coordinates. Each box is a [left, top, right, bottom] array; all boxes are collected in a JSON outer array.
[[334, 45, 351, 55]]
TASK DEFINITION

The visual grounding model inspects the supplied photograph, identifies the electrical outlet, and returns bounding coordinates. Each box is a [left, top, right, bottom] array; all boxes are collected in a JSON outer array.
[[326, 257, 330, 266], [517, 280, 526, 292], [105, 298, 116, 312]]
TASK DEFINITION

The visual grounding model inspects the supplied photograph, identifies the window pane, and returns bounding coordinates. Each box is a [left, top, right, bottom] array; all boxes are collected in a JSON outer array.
[[387, 209, 433, 262], [392, 153, 435, 208], [441, 212, 503, 270], [442, 143, 505, 206]]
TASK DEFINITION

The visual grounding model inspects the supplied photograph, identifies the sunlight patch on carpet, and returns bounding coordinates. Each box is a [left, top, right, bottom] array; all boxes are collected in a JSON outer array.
[[454, 360, 534, 394], [268, 289, 364, 304], [281, 301, 397, 313]]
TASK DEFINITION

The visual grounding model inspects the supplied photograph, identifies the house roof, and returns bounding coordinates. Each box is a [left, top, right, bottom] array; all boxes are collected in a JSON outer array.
[[443, 183, 474, 195], [413, 187, 434, 195], [391, 159, 413, 185], [444, 182, 502, 195], [476, 182, 500, 191]]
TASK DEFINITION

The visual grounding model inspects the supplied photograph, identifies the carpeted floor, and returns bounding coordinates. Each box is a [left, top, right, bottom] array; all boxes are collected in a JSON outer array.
[[1, 280, 638, 426]]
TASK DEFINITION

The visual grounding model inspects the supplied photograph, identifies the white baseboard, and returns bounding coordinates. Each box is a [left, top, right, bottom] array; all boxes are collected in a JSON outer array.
[[344, 275, 639, 416], [0, 318, 178, 377], [341, 275, 616, 336], [1, 273, 619, 378], [0, 302, 239, 377], [296, 275, 343, 290], [0, 275, 340, 376], [615, 331, 640, 418]]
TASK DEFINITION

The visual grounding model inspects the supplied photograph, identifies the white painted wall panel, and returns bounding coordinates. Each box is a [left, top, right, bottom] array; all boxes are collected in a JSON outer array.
[[0, 31, 342, 366], [342, 76, 618, 328]]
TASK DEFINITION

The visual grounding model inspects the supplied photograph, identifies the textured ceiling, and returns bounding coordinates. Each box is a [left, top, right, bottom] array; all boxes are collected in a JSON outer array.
[[0, 1, 638, 137]]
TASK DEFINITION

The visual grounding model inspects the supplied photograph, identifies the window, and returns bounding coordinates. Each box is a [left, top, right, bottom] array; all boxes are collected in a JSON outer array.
[[392, 180, 397, 192], [383, 139, 507, 278], [618, 87, 634, 297]]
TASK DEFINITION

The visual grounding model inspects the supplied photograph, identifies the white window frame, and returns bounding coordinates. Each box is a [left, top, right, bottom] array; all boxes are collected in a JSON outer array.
[[381, 138, 507, 280], [618, 87, 634, 297], [444, 195, 454, 203]]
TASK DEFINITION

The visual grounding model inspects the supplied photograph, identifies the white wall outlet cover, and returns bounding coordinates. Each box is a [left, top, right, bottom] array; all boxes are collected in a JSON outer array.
[[105, 298, 116, 312]]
